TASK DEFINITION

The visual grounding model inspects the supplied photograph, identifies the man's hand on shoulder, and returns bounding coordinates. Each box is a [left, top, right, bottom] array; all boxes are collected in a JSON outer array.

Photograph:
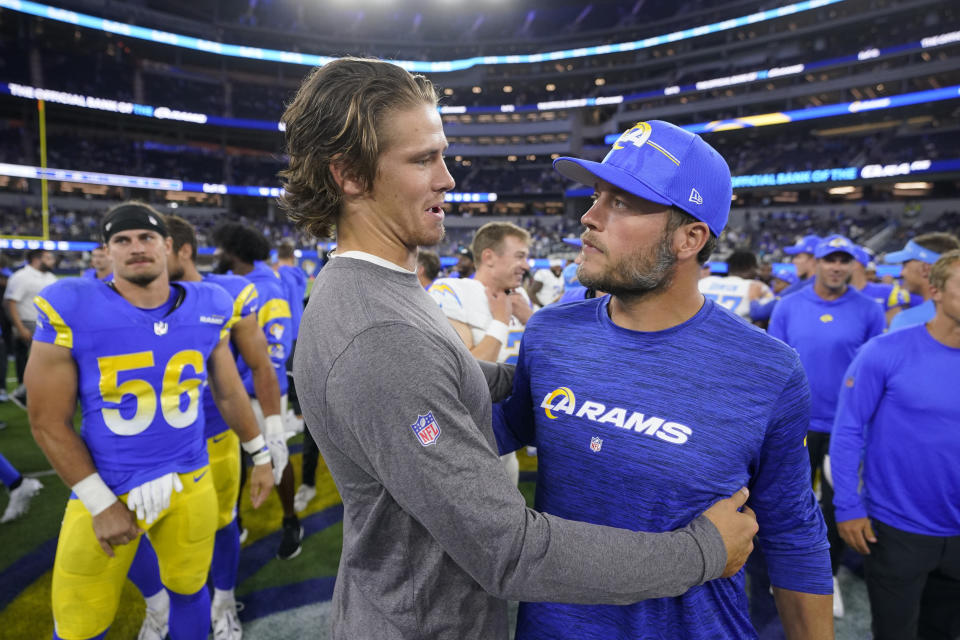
[[702, 487, 758, 577]]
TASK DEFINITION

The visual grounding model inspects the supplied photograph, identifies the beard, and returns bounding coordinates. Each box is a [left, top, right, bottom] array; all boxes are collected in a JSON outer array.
[[578, 228, 678, 301], [125, 270, 162, 287]]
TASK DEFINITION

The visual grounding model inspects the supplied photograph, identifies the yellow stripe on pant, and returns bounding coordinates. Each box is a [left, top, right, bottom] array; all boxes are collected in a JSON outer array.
[[207, 429, 241, 529]]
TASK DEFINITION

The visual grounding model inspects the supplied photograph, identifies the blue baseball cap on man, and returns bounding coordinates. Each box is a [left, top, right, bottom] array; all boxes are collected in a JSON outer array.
[[553, 120, 732, 237], [851, 245, 872, 267], [884, 239, 942, 265], [814, 234, 858, 260], [772, 264, 798, 285], [783, 235, 821, 256]]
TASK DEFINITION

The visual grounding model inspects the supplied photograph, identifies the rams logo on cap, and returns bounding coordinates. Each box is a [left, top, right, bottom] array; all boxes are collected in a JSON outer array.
[[828, 237, 847, 248], [613, 122, 653, 151], [612, 121, 680, 166]]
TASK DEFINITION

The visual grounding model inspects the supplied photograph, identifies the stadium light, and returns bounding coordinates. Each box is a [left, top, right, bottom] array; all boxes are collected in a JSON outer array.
[[0, 0, 847, 73]]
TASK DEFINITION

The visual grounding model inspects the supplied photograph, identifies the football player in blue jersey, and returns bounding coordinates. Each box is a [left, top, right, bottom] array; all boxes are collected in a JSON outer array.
[[125, 216, 287, 640], [832, 249, 960, 640], [25, 202, 274, 640], [274, 240, 307, 440], [211, 222, 300, 560], [495, 120, 833, 639], [82, 245, 113, 281]]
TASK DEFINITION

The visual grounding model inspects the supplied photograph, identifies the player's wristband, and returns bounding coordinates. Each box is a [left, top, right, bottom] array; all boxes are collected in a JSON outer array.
[[264, 414, 284, 437], [485, 320, 509, 345], [241, 434, 267, 454], [72, 473, 118, 517], [251, 450, 272, 466]]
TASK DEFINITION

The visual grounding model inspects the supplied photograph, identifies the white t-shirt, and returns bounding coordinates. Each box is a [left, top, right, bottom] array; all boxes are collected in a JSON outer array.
[[428, 277, 529, 365], [698, 275, 772, 320], [533, 268, 564, 307], [4, 264, 57, 324]]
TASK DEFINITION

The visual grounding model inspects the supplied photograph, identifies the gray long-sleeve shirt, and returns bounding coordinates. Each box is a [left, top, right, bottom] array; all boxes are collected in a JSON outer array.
[[294, 256, 727, 640]]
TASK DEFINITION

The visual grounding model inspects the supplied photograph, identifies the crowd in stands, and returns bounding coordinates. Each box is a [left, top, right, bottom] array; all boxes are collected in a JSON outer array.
[[3, 127, 955, 196], [2, 200, 957, 276]]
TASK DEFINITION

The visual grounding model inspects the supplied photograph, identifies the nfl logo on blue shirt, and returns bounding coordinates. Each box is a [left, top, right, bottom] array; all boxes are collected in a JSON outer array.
[[411, 412, 441, 446], [590, 436, 603, 452]]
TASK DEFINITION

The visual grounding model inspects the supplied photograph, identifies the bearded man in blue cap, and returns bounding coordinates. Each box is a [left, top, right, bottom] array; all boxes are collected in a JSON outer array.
[[493, 120, 833, 639], [769, 233, 885, 618]]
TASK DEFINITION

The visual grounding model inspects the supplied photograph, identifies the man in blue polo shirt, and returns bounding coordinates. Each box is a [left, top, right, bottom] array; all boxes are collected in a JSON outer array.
[[886, 233, 960, 331], [768, 233, 885, 617], [831, 249, 960, 640], [497, 120, 832, 639]]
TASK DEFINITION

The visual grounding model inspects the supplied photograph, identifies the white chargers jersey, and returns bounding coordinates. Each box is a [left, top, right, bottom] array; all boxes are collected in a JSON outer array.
[[429, 277, 529, 364], [698, 275, 773, 319], [533, 268, 565, 307]]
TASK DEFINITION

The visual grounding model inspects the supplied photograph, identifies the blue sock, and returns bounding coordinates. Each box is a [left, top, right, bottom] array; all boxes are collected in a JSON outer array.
[[168, 588, 210, 640], [0, 453, 21, 489], [127, 536, 164, 598], [211, 519, 240, 591]]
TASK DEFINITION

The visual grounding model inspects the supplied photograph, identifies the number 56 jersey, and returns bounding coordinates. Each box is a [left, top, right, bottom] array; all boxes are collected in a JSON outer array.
[[33, 278, 236, 495]]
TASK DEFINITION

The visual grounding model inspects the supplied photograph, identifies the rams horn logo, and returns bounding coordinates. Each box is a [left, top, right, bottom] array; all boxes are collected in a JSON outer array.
[[613, 122, 652, 151], [541, 387, 576, 419]]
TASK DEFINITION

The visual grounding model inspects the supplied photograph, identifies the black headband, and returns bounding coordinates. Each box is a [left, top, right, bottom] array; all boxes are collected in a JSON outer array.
[[102, 205, 168, 243]]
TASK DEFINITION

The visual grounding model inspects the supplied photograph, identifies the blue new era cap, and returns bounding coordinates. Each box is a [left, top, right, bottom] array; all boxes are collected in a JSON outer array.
[[851, 245, 872, 267], [553, 120, 732, 237], [783, 235, 821, 256], [772, 264, 798, 285], [814, 234, 858, 260], [884, 239, 941, 265]]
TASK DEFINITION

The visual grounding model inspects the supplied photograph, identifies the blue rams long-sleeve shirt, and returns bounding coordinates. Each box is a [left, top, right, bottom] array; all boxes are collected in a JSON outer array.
[[768, 285, 884, 433], [830, 325, 960, 536], [494, 297, 830, 640]]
